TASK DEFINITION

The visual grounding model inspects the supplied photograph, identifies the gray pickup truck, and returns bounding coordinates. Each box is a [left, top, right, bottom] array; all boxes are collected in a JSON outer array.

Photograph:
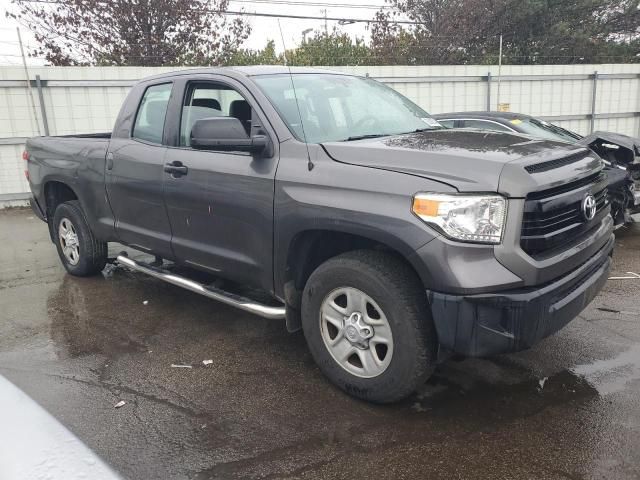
[[25, 66, 614, 403]]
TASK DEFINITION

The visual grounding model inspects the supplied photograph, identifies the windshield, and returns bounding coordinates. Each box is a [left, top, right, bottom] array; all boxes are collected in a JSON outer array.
[[515, 118, 582, 143], [253, 73, 442, 143]]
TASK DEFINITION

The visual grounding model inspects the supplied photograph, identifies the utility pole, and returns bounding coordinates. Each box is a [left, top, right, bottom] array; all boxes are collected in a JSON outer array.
[[17, 27, 41, 136], [322, 9, 328, 36], [302, 28, 313, 43], [496, 34, 503, 111]]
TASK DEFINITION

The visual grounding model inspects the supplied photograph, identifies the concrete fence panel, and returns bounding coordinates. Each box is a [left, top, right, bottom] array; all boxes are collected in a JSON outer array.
[[1, 64, 639, 206]]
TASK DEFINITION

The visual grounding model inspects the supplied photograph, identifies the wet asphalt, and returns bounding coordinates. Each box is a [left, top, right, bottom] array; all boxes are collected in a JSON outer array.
[[1, 207, 640, 480]]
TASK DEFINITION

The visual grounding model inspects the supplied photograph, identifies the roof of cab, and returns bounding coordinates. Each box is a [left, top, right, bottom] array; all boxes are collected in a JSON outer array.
[[138, 65, 352, 83]]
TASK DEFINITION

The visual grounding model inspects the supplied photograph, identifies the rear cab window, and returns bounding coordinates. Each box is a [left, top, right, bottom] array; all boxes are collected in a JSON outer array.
[[132, 83, 173, 144]]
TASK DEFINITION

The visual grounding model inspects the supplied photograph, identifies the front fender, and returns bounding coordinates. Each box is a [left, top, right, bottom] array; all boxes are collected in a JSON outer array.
[[273, 144, 451, 297]]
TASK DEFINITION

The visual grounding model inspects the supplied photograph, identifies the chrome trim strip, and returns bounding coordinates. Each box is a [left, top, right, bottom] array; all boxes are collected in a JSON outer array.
[[116, 255, 286, 320], [436, 118, 519, 132]]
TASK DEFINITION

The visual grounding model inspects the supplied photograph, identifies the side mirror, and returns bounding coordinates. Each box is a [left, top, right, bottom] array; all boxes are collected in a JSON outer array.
[[191, 117, 267, 154]]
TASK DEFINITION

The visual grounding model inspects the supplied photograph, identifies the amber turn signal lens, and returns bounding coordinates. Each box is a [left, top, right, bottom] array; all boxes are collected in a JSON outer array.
[[412, 197, 440, 217]]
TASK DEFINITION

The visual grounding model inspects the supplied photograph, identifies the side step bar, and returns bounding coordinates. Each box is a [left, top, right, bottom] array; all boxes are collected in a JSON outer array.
[[116, 255, 286, 320]]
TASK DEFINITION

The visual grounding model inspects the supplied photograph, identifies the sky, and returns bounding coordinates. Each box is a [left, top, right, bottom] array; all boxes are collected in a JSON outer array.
[[0, 0, 388, 66]]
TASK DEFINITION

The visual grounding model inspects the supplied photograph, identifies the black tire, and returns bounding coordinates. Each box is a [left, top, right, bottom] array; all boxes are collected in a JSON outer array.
[[301, 250, 437, 403], [52, 200, 108, 276]]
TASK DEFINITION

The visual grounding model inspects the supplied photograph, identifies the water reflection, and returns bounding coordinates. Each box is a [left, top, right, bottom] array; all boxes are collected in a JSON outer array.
[[572, 345, 640, 395], [47, 273, 164, 359], [383, 129, 561, 156]]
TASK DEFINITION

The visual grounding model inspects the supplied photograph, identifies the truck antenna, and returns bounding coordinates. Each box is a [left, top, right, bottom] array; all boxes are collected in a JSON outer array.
[[277, 19, 314, 171]]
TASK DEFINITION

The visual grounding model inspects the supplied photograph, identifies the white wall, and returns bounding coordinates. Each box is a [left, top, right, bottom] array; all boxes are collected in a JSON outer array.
[[333, 64, 640, 136], [1, 64, 639, 207]]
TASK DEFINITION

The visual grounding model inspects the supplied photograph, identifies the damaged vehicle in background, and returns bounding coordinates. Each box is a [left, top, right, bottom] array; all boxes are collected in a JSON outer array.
[[434, 111, 640, 227], [24, 67, 614, 403]]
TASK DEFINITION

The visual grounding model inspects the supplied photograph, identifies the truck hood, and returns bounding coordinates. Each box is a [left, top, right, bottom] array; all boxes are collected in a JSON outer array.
[[321, 129, 586, 192]]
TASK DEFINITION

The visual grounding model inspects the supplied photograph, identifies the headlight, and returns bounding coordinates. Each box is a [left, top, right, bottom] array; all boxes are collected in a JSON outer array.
[[412, 193, 507, 244]]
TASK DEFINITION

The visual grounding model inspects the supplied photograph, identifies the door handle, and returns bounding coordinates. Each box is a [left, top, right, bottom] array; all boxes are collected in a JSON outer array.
[[106, 152, 114, 171], [164, 161, 188, 177]]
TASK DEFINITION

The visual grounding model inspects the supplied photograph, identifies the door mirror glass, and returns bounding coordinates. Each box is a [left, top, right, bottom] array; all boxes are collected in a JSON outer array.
[[191, 117, 266, 153]]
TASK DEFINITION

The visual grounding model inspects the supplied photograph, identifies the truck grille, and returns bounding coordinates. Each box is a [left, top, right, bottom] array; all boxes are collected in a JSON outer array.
[[521, 172, 609, 256]]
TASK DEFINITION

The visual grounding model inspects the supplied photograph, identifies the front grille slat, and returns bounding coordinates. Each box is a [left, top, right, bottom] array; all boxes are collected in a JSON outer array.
[[522, 216, 581, 236], [522, 208, 579, 227], [520, 172, 609, 257]]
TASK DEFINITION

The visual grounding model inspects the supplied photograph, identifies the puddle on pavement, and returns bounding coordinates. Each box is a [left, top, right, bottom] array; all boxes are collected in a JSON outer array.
[[406, 358, 599, 424], [47, 273, 167, 359], [572, 345, 640, 395], [45, 266, 287, 362]]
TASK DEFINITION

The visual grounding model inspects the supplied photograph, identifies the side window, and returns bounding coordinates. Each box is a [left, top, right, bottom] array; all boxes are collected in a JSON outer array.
[[180, 83, 251, 147], [132, 83, 172, 144], [437, 119, 455, 128], [462, 119, 512, 132]]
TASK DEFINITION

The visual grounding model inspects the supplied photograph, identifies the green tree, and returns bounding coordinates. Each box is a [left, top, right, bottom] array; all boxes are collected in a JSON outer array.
[[371, 0, 640, 64], [225, 30, 375, 67], [226, 40, 280, 66], [286, 29, 374, 66]]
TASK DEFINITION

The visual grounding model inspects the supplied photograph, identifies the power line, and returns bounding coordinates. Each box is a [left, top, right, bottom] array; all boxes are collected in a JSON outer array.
[[229, 0, 392, 10], [15, 0, 417, 24], [220, 10, 416, 23]]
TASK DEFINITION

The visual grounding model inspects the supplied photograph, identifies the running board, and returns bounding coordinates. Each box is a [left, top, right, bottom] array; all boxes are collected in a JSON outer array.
[[116, 255, 286, 320]]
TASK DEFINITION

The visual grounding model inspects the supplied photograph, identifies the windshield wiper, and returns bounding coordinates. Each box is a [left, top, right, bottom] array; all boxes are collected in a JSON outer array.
[[395, 126, 441, 136], [343, 127, 440, 142], [343, 133, 390, 142]]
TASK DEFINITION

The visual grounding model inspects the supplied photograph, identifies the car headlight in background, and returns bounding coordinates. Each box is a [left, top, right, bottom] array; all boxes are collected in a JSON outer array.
[[412, 193, 507, 244]]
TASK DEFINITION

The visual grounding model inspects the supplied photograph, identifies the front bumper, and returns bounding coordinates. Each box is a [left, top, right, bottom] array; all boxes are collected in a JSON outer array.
[[427, 234, 614, 357]]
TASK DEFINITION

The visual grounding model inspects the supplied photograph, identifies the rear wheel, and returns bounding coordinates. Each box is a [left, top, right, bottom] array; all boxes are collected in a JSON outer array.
[[301, 250, 437, 403], [52, 201, 107, 276]]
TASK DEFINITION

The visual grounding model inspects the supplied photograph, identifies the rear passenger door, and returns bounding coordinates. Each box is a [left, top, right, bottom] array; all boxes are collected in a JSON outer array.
[[162, 77, 279, 293], [106, 82, 175, 258]]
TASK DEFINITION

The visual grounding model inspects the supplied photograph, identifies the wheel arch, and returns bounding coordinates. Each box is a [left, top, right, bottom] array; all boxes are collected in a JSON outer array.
[[280, 228, 429, 310], [43, 180, 80, 241]]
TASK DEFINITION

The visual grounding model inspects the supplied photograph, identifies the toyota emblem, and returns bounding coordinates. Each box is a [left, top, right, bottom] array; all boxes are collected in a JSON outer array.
[[582, 194, 597, 221]]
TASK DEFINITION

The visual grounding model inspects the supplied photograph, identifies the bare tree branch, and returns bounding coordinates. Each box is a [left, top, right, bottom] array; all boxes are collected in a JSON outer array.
[[6, 0, 251, 66]]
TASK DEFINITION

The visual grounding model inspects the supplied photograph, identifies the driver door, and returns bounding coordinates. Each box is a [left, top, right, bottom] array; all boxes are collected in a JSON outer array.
[[162, 78, 278, 292]]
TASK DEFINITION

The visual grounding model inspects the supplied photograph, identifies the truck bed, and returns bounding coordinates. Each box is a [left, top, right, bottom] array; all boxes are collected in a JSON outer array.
[[26, 133, 113, 239]]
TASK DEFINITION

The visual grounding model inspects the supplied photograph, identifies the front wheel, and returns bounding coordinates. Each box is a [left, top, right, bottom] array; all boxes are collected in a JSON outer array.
[[52, 200, 108, 276], [301, 250, 437, 403]]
